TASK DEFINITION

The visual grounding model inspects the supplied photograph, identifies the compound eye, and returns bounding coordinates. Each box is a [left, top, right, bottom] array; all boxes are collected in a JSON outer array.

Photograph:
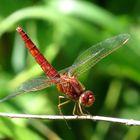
[[79, 91, 95, 107]]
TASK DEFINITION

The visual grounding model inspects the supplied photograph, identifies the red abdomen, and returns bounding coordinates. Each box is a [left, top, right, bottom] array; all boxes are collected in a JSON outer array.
[[16, 27, 60, 79]]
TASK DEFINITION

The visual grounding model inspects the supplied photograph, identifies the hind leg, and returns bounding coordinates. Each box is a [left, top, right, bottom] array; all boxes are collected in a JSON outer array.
[[58, 96, 71, 115]]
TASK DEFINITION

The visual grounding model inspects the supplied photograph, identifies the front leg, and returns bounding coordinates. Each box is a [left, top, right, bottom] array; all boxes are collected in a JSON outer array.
[[73, 102, 86, 115]]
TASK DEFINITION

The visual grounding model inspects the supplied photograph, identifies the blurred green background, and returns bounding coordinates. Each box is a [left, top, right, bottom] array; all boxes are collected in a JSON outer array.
[[0, 0, 140, 140]]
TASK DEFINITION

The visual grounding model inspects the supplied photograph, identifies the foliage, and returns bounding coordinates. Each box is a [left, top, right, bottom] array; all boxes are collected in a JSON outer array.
[[0, 0, 140, 140]]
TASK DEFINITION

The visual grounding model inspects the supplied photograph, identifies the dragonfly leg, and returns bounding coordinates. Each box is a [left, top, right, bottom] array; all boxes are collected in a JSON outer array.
[[58, 96, 71, 115], [58, 96, 72, 129], [73, 102, 85, 115]]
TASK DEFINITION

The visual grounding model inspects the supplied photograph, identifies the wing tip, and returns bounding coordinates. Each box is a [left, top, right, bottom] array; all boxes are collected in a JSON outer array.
[[120, 33, 130, 43]]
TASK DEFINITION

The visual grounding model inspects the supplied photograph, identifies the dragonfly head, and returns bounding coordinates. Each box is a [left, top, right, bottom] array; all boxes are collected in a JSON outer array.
[[79, 90, 95, 107]]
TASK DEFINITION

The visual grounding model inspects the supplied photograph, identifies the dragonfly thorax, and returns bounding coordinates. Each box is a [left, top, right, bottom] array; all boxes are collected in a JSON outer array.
[[56, 74, 85, 100]]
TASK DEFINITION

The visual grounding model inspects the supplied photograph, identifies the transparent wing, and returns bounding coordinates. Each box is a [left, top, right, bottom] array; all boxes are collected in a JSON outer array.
[[0, 76, 57, 103], [68, 34, 130, 76], [18, 76, 54, 92]]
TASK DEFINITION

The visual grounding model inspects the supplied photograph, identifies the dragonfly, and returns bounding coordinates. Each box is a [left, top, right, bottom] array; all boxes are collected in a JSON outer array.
[[0, 26, 130, 115]]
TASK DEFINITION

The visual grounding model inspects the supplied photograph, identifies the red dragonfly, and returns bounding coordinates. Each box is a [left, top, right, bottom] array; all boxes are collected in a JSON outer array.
[[0, 26, 130, 115]]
